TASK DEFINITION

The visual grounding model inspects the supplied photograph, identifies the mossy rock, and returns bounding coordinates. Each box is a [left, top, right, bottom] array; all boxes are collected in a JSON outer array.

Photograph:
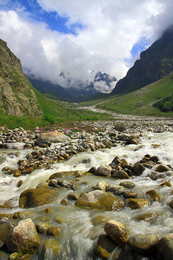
[[76, 190, 124, 211], [127, 233, 159, 254], [6, 218, 40, 254], [42, 239, 61, 259], [126, 198, 149, 209], [96, 234, 117, 259], [146, 189, 161, 202], [104, 220, 129, 246], [19, 188, 59, 208]]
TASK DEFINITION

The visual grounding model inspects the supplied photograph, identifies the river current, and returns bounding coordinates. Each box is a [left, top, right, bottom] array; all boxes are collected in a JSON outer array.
[[0, 132, 173, 259]]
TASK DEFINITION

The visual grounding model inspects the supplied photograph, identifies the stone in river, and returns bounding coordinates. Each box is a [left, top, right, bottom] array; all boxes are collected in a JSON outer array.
[[126, 198, 149, 209], [42, 238, 61, 260], [6, 218, 40, 254], [155, 164, 169, 172], [76, 190, 124, 211], [94, 164, 112, 177], [19, 188, 59, 208], [157, 233, 173, 259], [0, 221, 12, 248], [132, 163, 145, 176], [146, 189, 161, 202], [46, 226, 61, 238], [127, 233, 159, 254], [111, 170, 130, 179], [96, 234, 117, 259], [104, 220, 129, 246]]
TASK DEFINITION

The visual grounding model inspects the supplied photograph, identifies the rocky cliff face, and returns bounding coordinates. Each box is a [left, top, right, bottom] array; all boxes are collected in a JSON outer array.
[[0, 39, 42, 116], [112, 27, 173, 95]]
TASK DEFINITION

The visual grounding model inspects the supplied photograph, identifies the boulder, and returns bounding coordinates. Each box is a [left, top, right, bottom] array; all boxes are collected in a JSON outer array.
[[36, 222, 51, 234], [92, 181, 109, 191], [42, 239, 61, 260], [126, 198, 149, 209], [111, 170, 130, 179], [6, 218, 40, 254], [106, 184, 127, 195], [19, 188, 59, 208], [46, 226, 61, 238], [146, 189, 161, 202], [132, 163, 145, 176], [123, 192, 138, 199], [76, 190, 124, 211], [119, 181, 135, 189], [37, 131, 70, 146], [157, 233, 173, 259], [94, 165, 112, 177], [96, 234, 117, 259], [155, 164, 169, 172], [104, 220, 128, 246], [0, 221, 12, 248], [127, 233, 159, 254]]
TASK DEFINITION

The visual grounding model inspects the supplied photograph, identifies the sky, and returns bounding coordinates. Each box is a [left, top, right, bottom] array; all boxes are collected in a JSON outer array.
[[0, 0, 173, 90]]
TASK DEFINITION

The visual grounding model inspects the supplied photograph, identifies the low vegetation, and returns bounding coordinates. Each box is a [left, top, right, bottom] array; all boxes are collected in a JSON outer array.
[[0, 89, 111, 130], [82, 72, 173, 117]]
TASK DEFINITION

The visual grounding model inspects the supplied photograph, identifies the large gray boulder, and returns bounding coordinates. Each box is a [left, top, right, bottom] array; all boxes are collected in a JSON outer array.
[[6, 218, 40, 254], [37, 131, 70, 146]]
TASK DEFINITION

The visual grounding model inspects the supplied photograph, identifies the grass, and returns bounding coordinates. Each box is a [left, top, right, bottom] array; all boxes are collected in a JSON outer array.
[[0, 88, 111, 130], [83, 72, 173, 117]]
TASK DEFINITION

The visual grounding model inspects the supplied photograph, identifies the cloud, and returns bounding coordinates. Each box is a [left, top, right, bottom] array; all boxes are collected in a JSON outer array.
[[0, 1, 173, 90]]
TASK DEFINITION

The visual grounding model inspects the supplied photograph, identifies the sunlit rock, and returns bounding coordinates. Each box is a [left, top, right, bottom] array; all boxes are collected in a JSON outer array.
[[104, 220, 129, 246], [6, 218, 40, 254]]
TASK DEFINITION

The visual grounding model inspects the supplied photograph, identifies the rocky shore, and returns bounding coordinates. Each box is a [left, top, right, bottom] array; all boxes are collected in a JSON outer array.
[[0, 119, 173, 259]]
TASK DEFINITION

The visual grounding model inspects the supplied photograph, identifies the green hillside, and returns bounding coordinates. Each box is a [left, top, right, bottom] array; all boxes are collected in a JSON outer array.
[[83, 72, 173, 117]]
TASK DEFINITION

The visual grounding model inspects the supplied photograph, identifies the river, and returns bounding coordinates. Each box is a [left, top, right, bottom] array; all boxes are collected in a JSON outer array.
[[0, 131, 173, 259]]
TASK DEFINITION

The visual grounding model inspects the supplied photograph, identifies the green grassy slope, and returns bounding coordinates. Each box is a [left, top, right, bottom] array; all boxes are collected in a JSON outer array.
[[83, 72, 173, 117]]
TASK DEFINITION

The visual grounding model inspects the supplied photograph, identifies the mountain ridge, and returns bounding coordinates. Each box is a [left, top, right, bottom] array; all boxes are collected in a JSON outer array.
[[111, 27, 173, 95]]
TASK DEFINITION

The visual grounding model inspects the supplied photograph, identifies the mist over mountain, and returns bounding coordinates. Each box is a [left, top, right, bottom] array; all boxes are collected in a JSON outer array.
[[29, 71, 117, 102], [112, 26, 173, 95]]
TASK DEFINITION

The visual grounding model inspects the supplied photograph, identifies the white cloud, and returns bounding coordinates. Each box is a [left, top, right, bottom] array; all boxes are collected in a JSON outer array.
[[0, 0, 173, 91]]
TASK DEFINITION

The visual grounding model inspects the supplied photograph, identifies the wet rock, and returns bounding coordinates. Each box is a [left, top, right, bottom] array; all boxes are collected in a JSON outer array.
[[123, 192, 138, 199], [74, 170, 84, 177], [0, 221, 12, 248], [111, 170, 130, 179], [119, 181, 135, 189], [88, 166, 97, 174], [42, 239, 60, 260], [106, 184, 127, 195], [126, 198, 149, 209], [146, 189, 161, 202], [96, 234, 117, 259], [19, 188, 59, 208], [92, 181, 109, 191], [46, 226, 61, 238], [6, 218, 40, 254], [67, 193, 78, 200], [94, 165, 112, 177], [36, 221, 51, 233], [126, 135, 140, 145], [157, 233, 173, 259], [17, 180, 23, 187], [155, 164, 169, 172], [133, 212, 161, 223], [132, 163, 145, 176], [91, 215, 110, 226], [104, 220, 129, 246], [127, 233, 159, 254], [76, 190, 124, 211]]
